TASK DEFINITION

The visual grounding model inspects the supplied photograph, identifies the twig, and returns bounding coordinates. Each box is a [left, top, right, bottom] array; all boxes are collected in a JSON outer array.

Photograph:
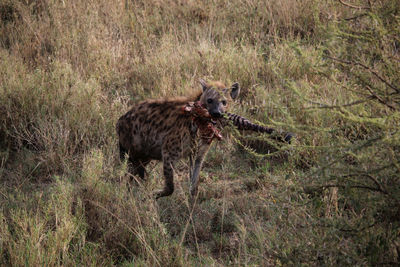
[[0, 189, 8, 200], [304, 97, 372, 110], [318, 222, 377, 232], [343, 13, 368, 21], [321, 184, 386, 194], [365, 86, 397, 110], [340, 173, 388, 194], [338, 222, 377, 232], [326, 56, 400, 94], [309, 135, 385, 178], [338, 0, 370, 9]]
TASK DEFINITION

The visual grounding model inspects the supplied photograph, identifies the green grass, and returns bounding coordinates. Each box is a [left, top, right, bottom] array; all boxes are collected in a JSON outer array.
[[1, 0, 399, 265]]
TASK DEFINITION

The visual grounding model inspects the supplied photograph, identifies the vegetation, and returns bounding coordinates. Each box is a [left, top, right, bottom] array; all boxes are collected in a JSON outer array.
[[0, 0, 399, 265]]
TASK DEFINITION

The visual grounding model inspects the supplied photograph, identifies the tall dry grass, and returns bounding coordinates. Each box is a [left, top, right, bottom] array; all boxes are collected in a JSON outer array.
[[1, 0, 399, 265]]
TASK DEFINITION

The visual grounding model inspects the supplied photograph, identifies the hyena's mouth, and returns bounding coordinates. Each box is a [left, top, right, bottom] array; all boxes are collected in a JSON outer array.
[[210, 113, 224, 124], [210, 112, 223, 119]]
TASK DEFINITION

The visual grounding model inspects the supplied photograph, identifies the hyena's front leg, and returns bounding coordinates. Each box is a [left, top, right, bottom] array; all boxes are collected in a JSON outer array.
[[155, 159, 176, 199], [190, 140, 211, 196], [155, 140, 181, 199]]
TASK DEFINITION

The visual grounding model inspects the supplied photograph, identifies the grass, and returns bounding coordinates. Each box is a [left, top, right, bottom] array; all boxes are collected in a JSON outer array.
[[1, 0, 399, 265]]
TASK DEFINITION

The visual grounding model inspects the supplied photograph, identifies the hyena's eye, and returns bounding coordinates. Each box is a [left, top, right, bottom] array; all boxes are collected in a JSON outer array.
[[221, 100, 227, 106], [207, 98, 213, 104]]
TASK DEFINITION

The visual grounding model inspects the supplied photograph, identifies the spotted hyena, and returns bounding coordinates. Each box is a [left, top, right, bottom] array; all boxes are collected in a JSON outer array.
[[116, 79, 240, 198]]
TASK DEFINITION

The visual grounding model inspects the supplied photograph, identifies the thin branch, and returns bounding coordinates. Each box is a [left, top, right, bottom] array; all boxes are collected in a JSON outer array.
[[325, 56, 400, 94], [321, 184, 385, 193], [338, 0, 371, 9], [337, 222, 377, 233], [316, 222, 377, 232], [340, 173, 388, 194], [310, 135, 385, 177], [343, 13, 368, 21], [365, 86, 397, 110], [310, 69, 397, 110], [316, 69, 369, 96], [304, 97, 372, 110], [0, 190, 8, 200], [363, 174, 388, 194]]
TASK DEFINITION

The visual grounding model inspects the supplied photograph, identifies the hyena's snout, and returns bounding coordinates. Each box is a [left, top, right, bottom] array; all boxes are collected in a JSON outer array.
[[210, 110, 223, 118], [209, 104, 225, 118]]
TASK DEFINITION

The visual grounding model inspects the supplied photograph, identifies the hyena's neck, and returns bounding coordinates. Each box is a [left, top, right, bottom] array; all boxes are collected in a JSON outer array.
[[226, 112, 292, 143], [146, 90, 203, 107]]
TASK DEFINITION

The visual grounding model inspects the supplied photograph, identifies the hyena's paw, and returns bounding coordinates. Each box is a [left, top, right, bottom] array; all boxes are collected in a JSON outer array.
[[284, 132, 294, 143], [190, 186, 198, 198], [154, 187, 174, 199]]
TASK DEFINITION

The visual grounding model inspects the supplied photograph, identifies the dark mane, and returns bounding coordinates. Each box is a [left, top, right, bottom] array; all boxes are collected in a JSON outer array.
[[143, 90, 203, 106]]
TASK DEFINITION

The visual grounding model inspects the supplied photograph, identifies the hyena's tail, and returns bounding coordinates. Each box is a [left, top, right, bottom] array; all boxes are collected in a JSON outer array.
[[226, 112, 293, 143], [119, 142, 128, 161], [116, 118, 128, 161]]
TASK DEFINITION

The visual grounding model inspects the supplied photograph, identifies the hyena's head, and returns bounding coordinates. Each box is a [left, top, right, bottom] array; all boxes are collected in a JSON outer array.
[[199, 79, 240, 118]]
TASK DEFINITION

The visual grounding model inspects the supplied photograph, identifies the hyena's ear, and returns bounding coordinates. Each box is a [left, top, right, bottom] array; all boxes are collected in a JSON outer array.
[[199, 79, 208, 92], [230, 82, 240, 99]]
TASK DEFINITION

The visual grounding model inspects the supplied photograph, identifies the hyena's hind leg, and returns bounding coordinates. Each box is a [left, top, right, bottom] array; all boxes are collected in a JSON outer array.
[[119, 142, 128, 161], [128, 154, 150, 181], [119, 143, 150, 180]]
